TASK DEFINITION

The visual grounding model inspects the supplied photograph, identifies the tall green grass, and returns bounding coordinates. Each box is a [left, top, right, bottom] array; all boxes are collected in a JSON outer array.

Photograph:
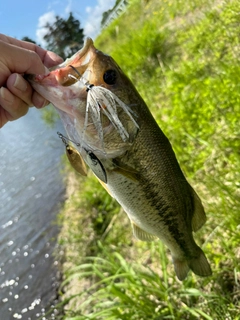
[[58, 241, 239, 319], [56, 0, 240, 318]]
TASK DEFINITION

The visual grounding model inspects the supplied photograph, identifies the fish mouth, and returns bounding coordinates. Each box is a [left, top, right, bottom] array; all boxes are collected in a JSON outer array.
[[28, 38, 96, 87], [61, 37, 94, 68], [51, 37, 96, 87], [25, 39, 98, 121]]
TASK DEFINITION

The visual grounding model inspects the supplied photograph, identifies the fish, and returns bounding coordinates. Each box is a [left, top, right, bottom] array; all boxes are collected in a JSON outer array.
[[28, 37, 212, 280]]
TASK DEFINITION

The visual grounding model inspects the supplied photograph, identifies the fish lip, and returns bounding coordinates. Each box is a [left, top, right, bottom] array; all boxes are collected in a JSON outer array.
[[27, 39, 96, 89], [27, 71, 59, 86], [48, 37, 96, 87], [59, 37, 94, 68]]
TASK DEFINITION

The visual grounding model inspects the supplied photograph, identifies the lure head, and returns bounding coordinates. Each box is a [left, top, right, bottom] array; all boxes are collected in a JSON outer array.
[[29, 38, 140, 159]]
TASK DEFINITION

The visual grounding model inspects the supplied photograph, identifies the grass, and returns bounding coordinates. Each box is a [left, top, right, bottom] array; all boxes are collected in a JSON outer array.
[[54, 0, 240, 318], [58, 244, 236, 320]]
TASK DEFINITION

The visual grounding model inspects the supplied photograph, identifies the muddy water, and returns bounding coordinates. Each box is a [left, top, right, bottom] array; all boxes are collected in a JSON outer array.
[[0, 108, 65, 319]]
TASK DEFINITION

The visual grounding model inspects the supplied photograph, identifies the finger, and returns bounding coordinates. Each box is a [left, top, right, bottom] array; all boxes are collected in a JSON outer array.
[[35, 47, 64, 68], [7, 73, 33, 106], [0, 33, 63, 68], [0, 87, 29, 123], [0, 41, 46, 83], [7, 73, 49, 109], [32, 91, 49, 109], [0, 107, 9, 128]]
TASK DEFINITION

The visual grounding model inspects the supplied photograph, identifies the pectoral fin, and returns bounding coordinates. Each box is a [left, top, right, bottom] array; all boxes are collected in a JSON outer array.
[[112, 159, 139, 182], [131, 221, 157, 241], [66, 145, 88, 176]]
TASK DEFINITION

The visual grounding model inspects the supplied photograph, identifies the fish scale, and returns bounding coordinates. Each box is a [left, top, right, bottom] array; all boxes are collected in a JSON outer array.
[[28, 37, 212, 281], [104, 124, 196, 255]]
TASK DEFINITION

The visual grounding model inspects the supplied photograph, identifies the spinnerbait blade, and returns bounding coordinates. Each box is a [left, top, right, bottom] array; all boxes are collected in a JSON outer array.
[[57, 132, 87, 176]]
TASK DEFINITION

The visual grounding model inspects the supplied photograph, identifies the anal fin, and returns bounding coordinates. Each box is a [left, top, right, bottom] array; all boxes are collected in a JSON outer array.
[[131, 222, 157, 242]]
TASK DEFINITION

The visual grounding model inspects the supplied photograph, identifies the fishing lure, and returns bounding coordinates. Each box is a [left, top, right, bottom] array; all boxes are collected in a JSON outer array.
[[57, 132, 87, 176], [57, 132, 107, 183], [68, 65, 139, 146]]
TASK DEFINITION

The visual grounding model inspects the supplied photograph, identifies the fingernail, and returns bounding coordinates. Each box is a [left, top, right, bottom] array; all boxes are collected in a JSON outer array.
[[13, 74, 27, 91], [0, 87, 14, 103]]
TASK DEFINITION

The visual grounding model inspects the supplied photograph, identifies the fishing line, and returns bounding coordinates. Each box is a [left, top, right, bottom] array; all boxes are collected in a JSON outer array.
[[57, 132, 80, 147]]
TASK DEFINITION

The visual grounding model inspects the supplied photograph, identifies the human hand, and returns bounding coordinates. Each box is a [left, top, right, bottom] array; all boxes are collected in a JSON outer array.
[[0, 33, 63, 128]]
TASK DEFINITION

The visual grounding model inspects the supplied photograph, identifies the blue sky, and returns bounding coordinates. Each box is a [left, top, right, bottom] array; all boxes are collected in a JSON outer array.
[[0, 0, 115, 45]]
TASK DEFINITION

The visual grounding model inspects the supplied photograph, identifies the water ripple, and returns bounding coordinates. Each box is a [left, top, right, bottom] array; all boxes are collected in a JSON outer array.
[[0, 108, 65, 319]]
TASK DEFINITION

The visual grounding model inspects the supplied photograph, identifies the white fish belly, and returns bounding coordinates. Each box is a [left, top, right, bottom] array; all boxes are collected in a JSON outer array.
[[106, 171, 161, 235], [105, 170, 188, 259]]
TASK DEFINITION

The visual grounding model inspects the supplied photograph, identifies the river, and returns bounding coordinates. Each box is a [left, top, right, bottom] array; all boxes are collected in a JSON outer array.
[[0, 108, 65, 319]]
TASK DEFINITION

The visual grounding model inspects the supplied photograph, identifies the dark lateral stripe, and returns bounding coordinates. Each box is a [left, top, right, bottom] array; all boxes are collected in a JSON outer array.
[[140, 177, 192, 256]]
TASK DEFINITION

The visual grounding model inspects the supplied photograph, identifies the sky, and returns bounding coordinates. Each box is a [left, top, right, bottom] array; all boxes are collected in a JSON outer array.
[[0, 0, 115, 46]]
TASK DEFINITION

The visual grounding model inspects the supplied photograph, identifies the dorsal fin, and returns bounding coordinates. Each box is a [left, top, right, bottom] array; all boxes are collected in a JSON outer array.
[[190, 186, 206, 232]]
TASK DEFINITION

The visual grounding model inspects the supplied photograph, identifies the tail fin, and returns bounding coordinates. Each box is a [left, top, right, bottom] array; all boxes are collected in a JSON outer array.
[[172, 258, 190, 281], [188, 249, 212, 278], [173, 249, 212, 281]]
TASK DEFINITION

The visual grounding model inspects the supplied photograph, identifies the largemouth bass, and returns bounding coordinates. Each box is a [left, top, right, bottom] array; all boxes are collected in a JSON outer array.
[[28, 38, 212, 280]]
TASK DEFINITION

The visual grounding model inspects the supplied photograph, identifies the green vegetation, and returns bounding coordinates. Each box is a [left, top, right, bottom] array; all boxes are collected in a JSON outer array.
[[55, 0, 240, 318], [40, 104, 59, 127], [43, 12, 85, 60]]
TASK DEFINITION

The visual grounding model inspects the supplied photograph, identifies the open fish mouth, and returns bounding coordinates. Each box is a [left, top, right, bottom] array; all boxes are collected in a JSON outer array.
[[49, 37, 95, 87], [28, 38, 139, 156], [27, 38, 95, 87]]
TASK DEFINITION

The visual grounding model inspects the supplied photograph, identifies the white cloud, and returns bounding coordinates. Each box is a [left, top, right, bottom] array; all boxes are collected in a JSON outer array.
[[35, 0, 116, 47], [36, 11, 56, 47], [85, 6, 91, 14], [84, 0, 115, 39]]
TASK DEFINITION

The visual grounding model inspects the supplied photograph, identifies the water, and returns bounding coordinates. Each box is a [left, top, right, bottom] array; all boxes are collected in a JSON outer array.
[[0, 108, 66, 319]]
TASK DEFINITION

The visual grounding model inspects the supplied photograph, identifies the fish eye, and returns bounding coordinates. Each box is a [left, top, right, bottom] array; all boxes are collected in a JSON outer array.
[[103, 69, 117, 85]]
